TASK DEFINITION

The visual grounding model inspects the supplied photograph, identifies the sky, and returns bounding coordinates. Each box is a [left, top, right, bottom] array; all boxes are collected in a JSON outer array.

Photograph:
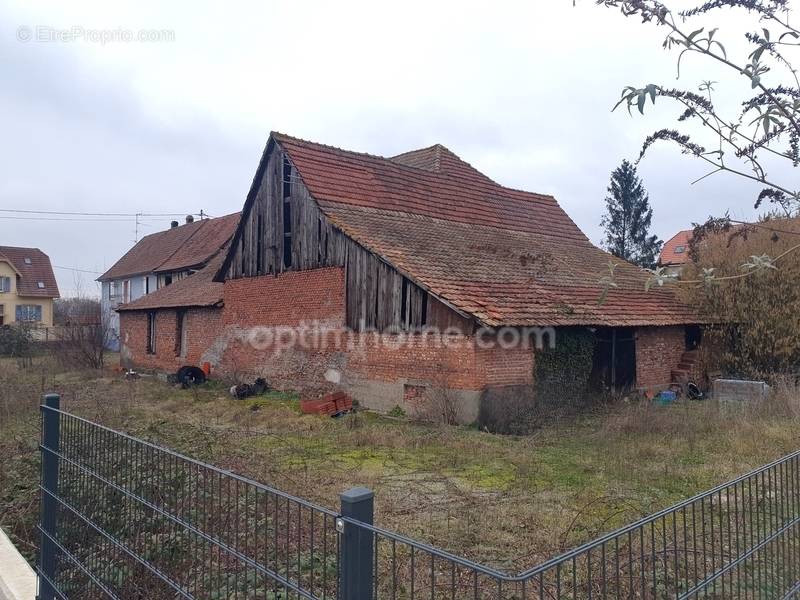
[[1, 0, 793, 297]]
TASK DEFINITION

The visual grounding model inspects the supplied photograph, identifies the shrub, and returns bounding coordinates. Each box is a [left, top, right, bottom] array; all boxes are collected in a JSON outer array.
[[0, 324, 36, 361], [54, 323, 112, 370], [680, 216, 800, 379], [387, 405, 406, 418], [413, 384, 461, 426]]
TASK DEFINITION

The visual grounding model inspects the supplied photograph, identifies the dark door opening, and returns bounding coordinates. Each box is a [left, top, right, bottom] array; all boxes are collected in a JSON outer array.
[[685, 324, 702, 350], [589, 327, 636, 393]]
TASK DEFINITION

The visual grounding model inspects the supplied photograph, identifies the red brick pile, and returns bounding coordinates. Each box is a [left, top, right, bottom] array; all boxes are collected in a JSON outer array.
[[300, 391, 353, 416]]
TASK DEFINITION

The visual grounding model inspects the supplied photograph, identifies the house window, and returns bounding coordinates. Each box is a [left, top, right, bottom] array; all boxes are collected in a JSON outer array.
[[24, 258, 31, 265], [16, 304, 42, 322], [175, 310, 187, 357], [146, 312, 157, 354], [674, 245, 686, 254], [164, 274, 173, 287], [123, 280, 130, 302], [37, 281, 45, 289], [0, 277, 10, 293], [109, 281, 121, 299]]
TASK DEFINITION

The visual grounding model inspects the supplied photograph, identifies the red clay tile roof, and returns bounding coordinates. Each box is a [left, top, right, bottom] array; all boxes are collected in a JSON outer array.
[[156, 213, 241, 273], [274, 133, 586, 242], [117, 251, 225, 311], [0, 246, 59, 298], [323, 205, 697, 326], [659, 230, 693, 267], [98, 213, 239, 281], [271, 132, 699, 327]]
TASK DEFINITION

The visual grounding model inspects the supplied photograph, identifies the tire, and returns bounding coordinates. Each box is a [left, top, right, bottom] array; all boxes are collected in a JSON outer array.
[[687, 382, 703, 400], [176, 365, 206, 388]]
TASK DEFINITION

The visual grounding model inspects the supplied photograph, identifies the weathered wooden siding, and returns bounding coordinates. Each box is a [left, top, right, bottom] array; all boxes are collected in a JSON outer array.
[[226, 143, 473, 333]]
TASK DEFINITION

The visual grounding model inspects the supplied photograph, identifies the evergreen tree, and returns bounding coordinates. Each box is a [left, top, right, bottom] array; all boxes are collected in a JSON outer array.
[[600, 160, 662, 269]]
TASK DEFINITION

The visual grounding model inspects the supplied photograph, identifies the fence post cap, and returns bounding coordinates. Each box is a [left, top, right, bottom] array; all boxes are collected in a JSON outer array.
[[42, 393, 60, 408], [340, 487, 374, 503]]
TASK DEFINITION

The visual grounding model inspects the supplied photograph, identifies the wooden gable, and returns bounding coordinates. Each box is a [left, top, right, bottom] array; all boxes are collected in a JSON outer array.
[[220, 139, 473, 334]]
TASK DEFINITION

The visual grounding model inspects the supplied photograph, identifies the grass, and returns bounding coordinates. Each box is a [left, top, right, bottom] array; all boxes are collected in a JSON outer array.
[[1, 354, 799, 573]]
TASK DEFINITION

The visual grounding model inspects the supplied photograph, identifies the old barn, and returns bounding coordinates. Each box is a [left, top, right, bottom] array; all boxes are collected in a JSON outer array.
[[118, 132, 701, 420]]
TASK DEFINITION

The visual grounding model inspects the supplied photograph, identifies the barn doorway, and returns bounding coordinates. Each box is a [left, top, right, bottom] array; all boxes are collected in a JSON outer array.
[[589, 327, 636, 393]]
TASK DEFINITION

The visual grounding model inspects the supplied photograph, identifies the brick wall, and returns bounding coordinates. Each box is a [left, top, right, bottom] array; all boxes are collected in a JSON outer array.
[[119, 306, 223, 372], [635, 325, 686, 390], [347, 333, 482, 389], [118, 265, 540, 421], [214, 267, 347, 389], [476, 343, 535, 386], [223, 267, 345, 327]]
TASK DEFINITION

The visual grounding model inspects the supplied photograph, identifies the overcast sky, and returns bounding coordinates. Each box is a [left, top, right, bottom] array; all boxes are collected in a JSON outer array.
[[1, 0, 790, 297]]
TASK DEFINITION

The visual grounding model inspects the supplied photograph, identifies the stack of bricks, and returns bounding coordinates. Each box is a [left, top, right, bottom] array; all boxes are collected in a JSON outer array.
[[300, 391, 353, 416]]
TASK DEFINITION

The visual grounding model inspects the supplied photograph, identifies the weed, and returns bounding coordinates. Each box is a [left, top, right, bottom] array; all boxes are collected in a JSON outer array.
[[2, 355, 799, 573]]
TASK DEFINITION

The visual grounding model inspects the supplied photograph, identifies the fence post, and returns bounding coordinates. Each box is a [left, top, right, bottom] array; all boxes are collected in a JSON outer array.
[[38, 393, 60, 600], [339, 487, 374, 600]]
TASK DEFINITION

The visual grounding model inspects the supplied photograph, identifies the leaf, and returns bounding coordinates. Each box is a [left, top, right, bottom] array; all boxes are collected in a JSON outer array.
[[676, 48, 693, 79], [687, 27, 704, 45], [646, 83, 657, 103], [612, 86, 637, 113], [637, 91, 646, 114]]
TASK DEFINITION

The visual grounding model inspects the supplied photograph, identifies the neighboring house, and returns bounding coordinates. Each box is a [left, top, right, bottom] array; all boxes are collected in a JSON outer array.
[[0, 246, 60, 327], [119, 133, 702, 421], [97, 214, 239, 350], [659, 229, 693, 277]]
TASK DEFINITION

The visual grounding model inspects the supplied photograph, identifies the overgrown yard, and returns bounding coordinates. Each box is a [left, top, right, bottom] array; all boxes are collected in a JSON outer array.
[[2, 355, 798, 573]]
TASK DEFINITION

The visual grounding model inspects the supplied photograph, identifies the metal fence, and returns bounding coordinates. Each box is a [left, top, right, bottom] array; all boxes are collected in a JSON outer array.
[[38, 393, 800, 599]]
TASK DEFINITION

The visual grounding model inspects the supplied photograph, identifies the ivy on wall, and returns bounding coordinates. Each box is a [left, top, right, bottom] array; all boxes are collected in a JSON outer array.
[[534, 327, 595, 405]]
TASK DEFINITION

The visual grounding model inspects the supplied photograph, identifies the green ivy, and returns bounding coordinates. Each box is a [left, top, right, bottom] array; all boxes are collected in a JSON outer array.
[[535, 327, 595, 405]]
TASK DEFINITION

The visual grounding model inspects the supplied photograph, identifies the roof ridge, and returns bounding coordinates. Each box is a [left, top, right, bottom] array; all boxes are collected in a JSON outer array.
[[664, 229, 694, 242], [273, 131, 400, 162], [274, 132, 490, 181], [0, 245, 44, 253], [275, 132, 555, 202], [390, 143, 447, 163]]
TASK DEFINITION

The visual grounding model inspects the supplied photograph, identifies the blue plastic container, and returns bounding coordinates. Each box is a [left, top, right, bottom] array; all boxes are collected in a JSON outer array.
[[655, 390, 677, 405]]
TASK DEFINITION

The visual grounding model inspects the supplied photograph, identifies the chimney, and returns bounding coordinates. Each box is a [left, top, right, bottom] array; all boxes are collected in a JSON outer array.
[[185, 214, 195, 224], [170, 220, 179, 228]]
